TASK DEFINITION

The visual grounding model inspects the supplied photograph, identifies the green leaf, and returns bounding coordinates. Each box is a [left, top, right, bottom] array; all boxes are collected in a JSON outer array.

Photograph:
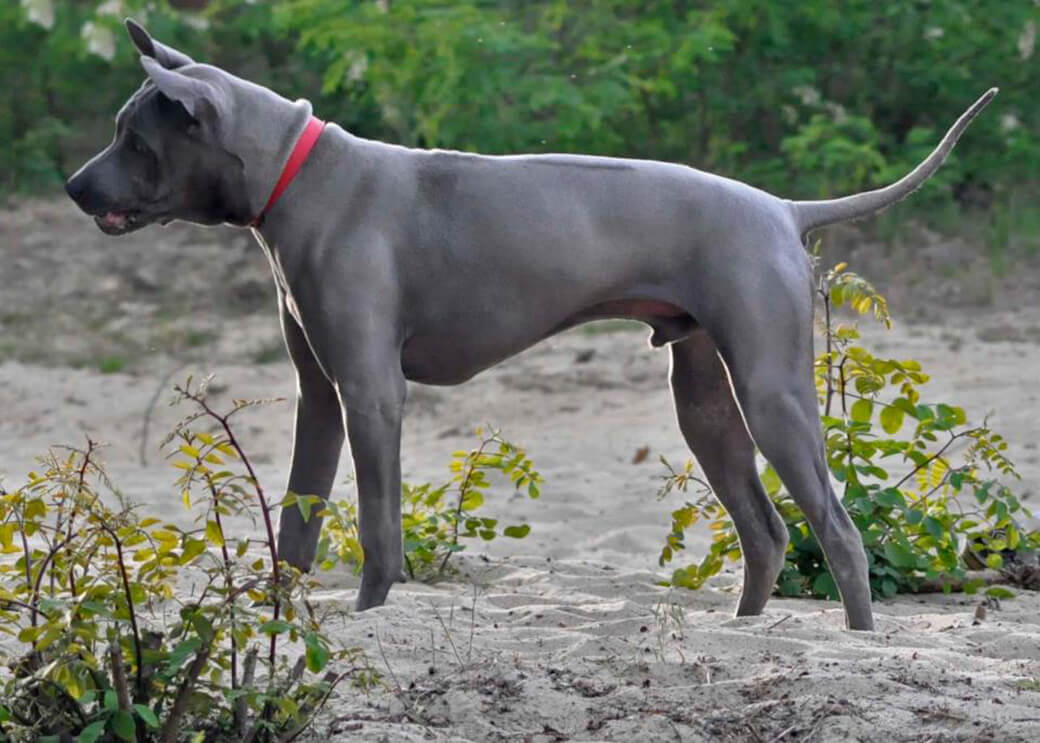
[[850, 399, 873, 423], [295, 492, 314, 522], [503, 524, 531, 539], [78, 720, 106, 743], [304, 632, 331, 672], [879, 405, 904, 434], [133, 704, 160, 728], [760, 465, 782, 497], [112, 709, 136, 741], [874, 489, 905, 509], [812, 572, 839, 600], [190, 613, 215, 643], [181, 538, 207, 563], [922, 516, 945, 541], [165, 638, 203, 672], [205, 520, 224, 547], [259, 619, 293, 635], [985, 586, 1015, 599], [915, 405, 935, 421], [883, 542, 919, 569]]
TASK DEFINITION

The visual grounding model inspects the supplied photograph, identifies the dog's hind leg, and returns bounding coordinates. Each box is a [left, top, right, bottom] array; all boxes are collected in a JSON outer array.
[[669, 330, 788, 616], [707, 248, 874, 630]]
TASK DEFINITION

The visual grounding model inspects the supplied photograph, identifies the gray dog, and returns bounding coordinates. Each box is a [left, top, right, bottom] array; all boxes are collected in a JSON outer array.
[[66, 20, 996, 630]]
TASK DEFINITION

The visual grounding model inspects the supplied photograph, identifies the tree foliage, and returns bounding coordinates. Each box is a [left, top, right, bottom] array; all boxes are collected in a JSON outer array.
[[5, 0, 1038, 224]]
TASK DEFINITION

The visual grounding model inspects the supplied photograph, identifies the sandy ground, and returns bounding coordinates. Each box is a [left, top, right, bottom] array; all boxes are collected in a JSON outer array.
[[2, 198, 1040, 741]]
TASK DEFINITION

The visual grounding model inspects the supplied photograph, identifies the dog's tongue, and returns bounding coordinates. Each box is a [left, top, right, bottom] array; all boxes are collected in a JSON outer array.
[[101, 212, 128, 229]]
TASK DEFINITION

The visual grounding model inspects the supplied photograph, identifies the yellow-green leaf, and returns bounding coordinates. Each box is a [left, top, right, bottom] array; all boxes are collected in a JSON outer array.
[[879, 405, 904, 434], [850, 398, 873, 423], [205, 520, 225, 547]]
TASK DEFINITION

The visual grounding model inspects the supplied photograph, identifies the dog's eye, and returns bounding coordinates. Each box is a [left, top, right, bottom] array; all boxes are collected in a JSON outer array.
[[128, 134, 150, 155]]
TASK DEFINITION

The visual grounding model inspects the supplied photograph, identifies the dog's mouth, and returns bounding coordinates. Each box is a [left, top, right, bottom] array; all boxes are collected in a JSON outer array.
[[94, 210, 145, 235]]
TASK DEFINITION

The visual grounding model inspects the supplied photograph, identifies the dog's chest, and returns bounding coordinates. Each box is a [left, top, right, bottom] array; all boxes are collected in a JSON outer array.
[[253, 229, 303, 324]]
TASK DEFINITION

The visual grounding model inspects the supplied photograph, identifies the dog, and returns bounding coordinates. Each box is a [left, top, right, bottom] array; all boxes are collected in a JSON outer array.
[[65, 19, 996, 629]]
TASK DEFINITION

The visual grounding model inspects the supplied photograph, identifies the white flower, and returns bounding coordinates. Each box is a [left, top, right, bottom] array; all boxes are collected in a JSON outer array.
[[792, 85, 820, 106], [97, 0, 122, 17], [348, 55, 369, 82], [1018, 20, 1036, 60], [82, 21, 116, 61], [20, 0, 55, 30]]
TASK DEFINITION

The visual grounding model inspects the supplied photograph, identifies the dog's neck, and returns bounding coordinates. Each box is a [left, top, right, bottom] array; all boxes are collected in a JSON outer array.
[[221, 76, 316, 224]]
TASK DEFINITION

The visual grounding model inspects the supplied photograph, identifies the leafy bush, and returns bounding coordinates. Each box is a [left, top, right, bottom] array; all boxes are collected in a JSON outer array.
[[658, 258, 1039, 600], [316, 427, 542, 581], [278, 0, 1038, 211], [0, 378, 373, 742], [8, 0, 1040, 230]]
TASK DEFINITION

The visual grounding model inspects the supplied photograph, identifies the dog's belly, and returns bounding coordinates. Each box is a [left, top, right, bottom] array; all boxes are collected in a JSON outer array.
[[400, 298, 695, 385]]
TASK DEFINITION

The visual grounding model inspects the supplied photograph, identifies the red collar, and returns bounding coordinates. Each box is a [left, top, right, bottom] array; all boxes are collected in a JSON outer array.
[[251, 116, 326, 227]]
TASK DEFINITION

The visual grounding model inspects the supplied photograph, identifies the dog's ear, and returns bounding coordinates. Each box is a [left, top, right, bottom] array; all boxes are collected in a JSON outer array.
[[126, 18, 194, 69], [140, 56, 228, 123]]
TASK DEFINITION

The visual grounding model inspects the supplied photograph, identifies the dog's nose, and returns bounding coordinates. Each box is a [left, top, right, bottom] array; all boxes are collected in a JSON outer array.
[[65, 175, 84, 203]]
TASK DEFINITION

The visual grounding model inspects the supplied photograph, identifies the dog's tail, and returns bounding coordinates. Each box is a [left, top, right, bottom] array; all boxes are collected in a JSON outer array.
[[789, 88, 997, 237]]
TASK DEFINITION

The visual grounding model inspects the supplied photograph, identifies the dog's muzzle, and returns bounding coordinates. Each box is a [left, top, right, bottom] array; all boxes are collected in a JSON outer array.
[[65, 173, 147, 235]]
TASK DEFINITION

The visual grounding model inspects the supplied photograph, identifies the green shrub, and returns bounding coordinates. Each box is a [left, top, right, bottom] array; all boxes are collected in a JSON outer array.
[[316, 427, 543, 581], [0, 377, 374, 742], [9, 1, 1039, 225], [658, 258, 1039, 600]]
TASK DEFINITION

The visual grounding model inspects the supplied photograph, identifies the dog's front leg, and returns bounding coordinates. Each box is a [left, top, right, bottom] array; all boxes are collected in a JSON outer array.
[[339, 360, 406, 611], [276, 293, 345, 571]]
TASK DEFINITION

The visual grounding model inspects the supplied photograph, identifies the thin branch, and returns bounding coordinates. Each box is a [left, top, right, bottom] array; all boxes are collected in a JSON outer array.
[[159, 643, 212, 743], [67, 439, 98, 597], [110, 641, 133, 713], [276, 670, 347, 743], [99, 522, 145, 703], [188, 391, 283, 667], [208, 476, 239, 696], [439, 435, 494, 575], [234, 647, 258, 738], [18, 513, 34, 627], [0, 597, 53, 621], [139, 364, 188, 466], [893, 430, 974, 492], [820, 282, 835, 417]]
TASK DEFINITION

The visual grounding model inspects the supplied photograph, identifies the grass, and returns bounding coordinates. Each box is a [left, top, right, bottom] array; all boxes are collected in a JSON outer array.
[[97, 355, 126, 374], [252, 343, 286, 364], [184, 329, 218, 348]]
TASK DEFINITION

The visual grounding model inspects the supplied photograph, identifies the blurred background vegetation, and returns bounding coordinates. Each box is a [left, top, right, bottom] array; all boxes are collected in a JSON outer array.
[[3, 0, 1037, 245]]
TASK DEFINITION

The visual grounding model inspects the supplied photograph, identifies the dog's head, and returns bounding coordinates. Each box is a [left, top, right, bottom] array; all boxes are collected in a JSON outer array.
[[65, 20, 252, 235]]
